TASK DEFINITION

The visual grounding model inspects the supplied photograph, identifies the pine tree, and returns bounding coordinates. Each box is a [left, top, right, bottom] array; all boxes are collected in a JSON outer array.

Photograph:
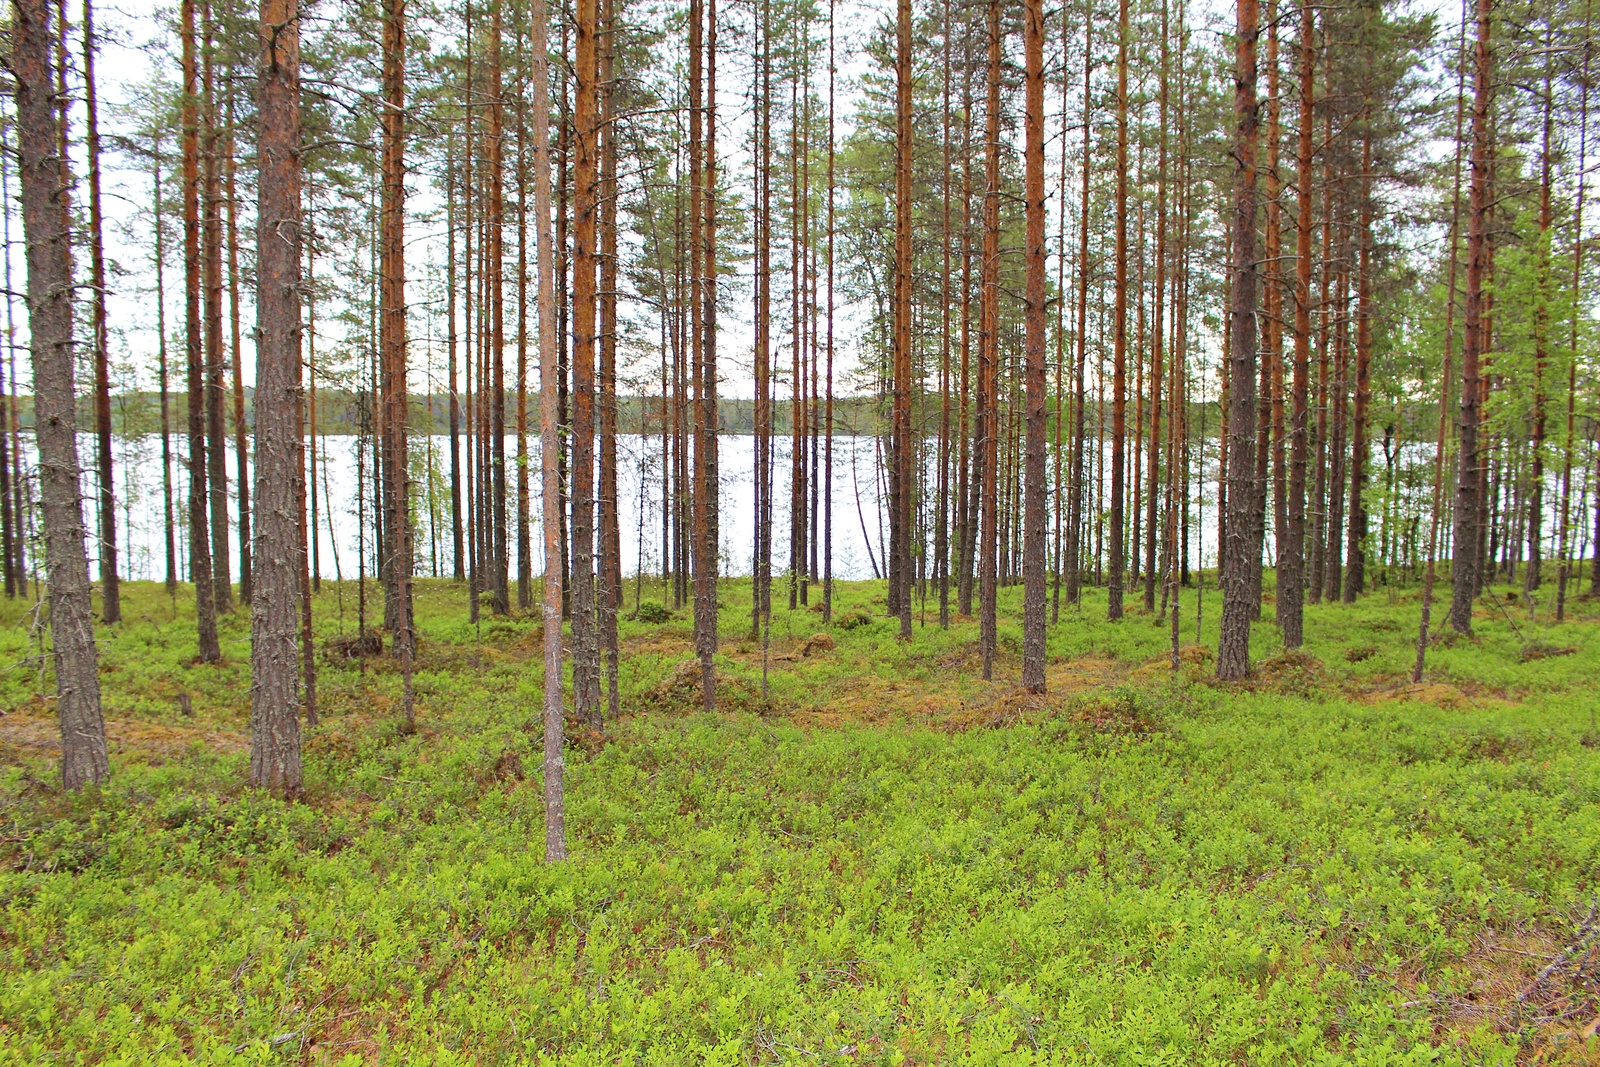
[[182, 0, 221, 662], [1020, 0, 1048, 691], [1217, 0, 1261, 680], [251, 0, 305, 791], [1448, 0, 1493, 634], [82, 0, 119, 624]]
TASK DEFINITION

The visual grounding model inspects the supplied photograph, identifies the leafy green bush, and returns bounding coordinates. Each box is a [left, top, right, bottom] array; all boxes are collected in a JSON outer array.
[[833, 606, 872, 630], [629, 601, 674, 624]]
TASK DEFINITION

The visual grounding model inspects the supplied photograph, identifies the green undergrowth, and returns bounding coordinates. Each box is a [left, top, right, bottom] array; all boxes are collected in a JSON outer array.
[[1, 577, 1598, 1064]]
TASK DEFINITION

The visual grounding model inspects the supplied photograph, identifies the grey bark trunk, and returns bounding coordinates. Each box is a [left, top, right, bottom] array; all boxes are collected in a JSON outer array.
[[1020, 0, 1047, 692], [531, 0, 567, 860], [250, 0, 304, 792], [11, 0, 110, 789], [1217, 0, 1260, 680]]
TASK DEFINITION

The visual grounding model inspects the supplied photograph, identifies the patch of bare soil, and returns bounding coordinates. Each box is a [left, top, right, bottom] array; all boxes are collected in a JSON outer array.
[[1126, 644, 1213, 686], [941, 687, 1055, 732], [1521, 642, 1579, 664], [0, 702, 246, 767], [622, 631, 696, 659], [1353, 675, 1515, 711], [939, 657, 1125, 733]]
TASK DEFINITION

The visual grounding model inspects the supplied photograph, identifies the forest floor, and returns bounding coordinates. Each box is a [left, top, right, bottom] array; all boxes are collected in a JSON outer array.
[[1, 573, 1599, 1064]]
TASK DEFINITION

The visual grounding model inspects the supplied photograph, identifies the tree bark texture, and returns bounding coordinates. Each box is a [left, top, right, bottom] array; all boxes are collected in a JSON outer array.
[[250, 0, 304, 792], [12, 0, 110, 789], [1217, 0, 1260, 680]]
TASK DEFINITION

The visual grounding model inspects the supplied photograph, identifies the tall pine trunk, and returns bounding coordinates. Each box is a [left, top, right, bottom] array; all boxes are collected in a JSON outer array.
[[1449, 0, 1492, 634], [516, 73, 532, 612], [691, 0, 720, 711], [251, 0, 304, 791], [572, 0, 602, 725], [1067, 10, 1092, 607], [531, 0, 567, 861], [224, 121, 251, 605], [978, 0, 1001, 678], [182, 0, 220, 661], [1216, 0, 1260, 680], [1524, 45, 1554, 597], [824, 0, 836, 622], [11, 0, 109, 789], [1556, 10, 1588, 621], [752, 0, 771, 640], [1281, 0, 1313, 648], [152, 139, 178, 596], [487, 1, 509, 617], [1346, 135, 1373, 602], [893, 0, 914, 640], [1108, 0, 1130, 621], [1145, 0, 1170, 614], [201, 5, 232, 614], [82, 0, 118, 623], [379, 0, 414, 729], [1020, 0, 1048, 691], [598, 0, 622, 722]]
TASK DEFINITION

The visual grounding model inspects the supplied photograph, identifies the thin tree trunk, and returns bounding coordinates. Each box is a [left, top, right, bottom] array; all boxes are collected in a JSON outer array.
[[691, 0, 729, 713], [1145, 0, 1170, 614], [447, 141, 465, 582], [1556, 1, 1588, 621], [81, 0, 118, 623], [1524, 42, 1554, 598], [978, 0, 1001, 678], [153, 138, 178, 596], [1448, 0, 1492, 634], [1108, 0, 1130, 621], [305, 200, 320, 593], [201, 3, 232, 613], [598, 0, 621, 722], [488, 1, 509, 617], [0, 137, 13, 601], [463, 7, 479, 621], [1324, 244, 1348, 602], [694, 0, 720, 710], [182, 0, 220, 661], [824, 0, 835, 622], [380, 0, 414, 729], [1281, 0, 1313, 648], [937, 0, 953, 629], [790, 61, 805, 614], [1346, 135, 1373, 602], [517, 57, 533, 612], [1068, 9, 1092, 607], [224, 117, 250, 606], [1020, 0, 1047, 691], [957, 49, 975, 616], [893, 0, 913, 640], [572, 0, 602, 725], [752, 0, 771, 640], [531, 0, 566, 862], [1263, 0, 1284, 620]]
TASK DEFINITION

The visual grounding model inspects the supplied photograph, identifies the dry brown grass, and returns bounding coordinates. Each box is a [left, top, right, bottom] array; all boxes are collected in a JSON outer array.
[[0, 699, 246, 767], [1391, 912, 1600, 1062]]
